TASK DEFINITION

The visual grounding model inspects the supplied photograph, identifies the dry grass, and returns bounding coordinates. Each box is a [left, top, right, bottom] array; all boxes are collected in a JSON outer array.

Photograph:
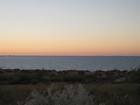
[[0, 83, 139, 105]]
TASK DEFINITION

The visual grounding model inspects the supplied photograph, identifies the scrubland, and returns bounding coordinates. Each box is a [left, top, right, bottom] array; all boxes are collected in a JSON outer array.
[[0, 67, 140, 105]]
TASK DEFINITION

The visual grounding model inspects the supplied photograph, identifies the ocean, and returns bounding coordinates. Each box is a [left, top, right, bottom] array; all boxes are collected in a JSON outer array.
[[0, 56, 139, 71]]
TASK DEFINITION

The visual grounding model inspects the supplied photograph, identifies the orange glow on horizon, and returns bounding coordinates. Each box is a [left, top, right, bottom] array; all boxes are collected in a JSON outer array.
[[0, 46, 140, 56], [0, 0, 140, 56]]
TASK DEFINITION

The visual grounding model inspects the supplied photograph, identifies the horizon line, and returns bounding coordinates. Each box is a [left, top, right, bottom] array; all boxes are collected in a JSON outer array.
[[0, 55, 140, 57]]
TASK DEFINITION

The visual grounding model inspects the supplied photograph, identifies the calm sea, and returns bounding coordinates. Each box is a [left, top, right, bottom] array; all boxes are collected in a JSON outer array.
[[0, 56, 139, 71]]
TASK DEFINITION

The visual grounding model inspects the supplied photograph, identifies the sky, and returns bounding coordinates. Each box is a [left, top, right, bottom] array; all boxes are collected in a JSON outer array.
[[0, 0, 140, 56]]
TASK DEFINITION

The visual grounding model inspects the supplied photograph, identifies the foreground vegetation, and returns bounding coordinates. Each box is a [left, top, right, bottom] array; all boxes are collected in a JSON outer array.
[[0, 67, 140, 105], [0, 84, 139, 105]]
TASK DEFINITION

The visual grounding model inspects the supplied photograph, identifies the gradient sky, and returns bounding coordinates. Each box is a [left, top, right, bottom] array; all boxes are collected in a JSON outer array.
[[0, 0, 140, 56]]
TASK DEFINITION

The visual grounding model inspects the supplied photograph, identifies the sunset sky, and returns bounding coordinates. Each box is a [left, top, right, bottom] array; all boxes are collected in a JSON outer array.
[[0, 0, 140, 56]]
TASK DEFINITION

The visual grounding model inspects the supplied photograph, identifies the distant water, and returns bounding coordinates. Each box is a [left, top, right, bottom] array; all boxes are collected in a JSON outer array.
[[0, 56, 140, 71]]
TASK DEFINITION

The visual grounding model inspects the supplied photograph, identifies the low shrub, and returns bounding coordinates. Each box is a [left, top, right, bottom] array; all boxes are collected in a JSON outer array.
[[19, 85, 97, 105]]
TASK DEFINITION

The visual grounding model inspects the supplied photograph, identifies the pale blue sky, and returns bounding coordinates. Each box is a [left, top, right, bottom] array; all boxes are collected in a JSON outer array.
[[0, 0, 140, 55]]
